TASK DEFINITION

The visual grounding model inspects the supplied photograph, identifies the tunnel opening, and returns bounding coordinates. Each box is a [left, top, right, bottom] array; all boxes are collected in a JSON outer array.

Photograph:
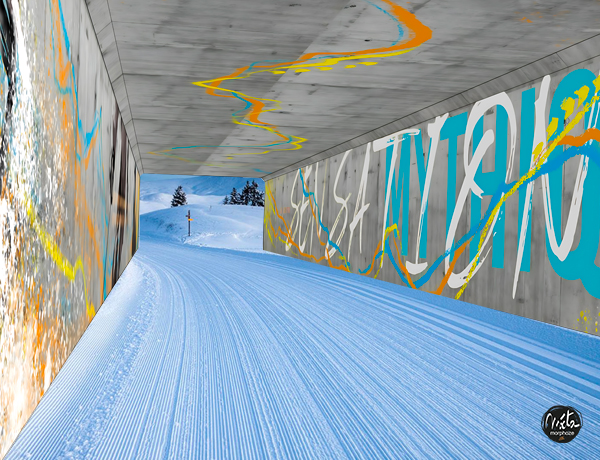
[[138, 174, 266, 252]]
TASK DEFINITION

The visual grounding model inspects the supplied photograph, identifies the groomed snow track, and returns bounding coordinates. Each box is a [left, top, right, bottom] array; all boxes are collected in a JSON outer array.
[[6, 238, 600, 459]]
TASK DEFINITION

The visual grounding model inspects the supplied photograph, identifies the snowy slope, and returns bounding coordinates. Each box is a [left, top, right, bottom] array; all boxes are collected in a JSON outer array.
[[141, 203, 264, 252], [6, 237, 600, 459]]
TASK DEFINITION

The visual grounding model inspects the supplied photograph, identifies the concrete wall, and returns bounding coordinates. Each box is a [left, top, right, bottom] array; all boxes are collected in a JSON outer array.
[[265, 55, 600, 338], [0, 0, 140, 454]]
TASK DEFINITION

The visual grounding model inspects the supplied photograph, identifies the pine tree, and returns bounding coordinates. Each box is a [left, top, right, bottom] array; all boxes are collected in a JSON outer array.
[[247, 181, 257, 206], [240, 181, 251, 206], [222, 195, 230, 205], [171, 185, 187, 207], [229, 187, 241, 205], [250, 180, 265, 207]]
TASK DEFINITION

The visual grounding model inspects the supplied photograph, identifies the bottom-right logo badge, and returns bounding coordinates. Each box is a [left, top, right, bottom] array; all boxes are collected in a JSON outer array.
[[541, 405, 583, 443]]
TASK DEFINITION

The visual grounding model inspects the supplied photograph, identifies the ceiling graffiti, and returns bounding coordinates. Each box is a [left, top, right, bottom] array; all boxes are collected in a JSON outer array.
[[87, 0, 600, 177]]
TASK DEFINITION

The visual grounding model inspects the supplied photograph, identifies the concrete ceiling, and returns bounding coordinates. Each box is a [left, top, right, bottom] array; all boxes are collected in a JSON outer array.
[[87, 0, 600, 177]]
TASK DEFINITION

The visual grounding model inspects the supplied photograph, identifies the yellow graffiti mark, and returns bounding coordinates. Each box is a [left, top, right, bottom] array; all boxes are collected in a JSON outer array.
[[532, 140, 544, 162], [575, 86, 589, 106], [547, 117, 559, 138], [561, 97, 575, 119], [25, 199, 95, 320]]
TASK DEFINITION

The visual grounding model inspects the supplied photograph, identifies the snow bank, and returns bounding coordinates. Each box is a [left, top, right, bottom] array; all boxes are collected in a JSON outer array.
[[140, 203, 264, 251]]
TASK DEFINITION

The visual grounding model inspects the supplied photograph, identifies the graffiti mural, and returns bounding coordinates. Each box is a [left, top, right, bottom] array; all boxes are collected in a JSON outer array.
[[265, 58, 600, 337], [0, 0, 139, 454]]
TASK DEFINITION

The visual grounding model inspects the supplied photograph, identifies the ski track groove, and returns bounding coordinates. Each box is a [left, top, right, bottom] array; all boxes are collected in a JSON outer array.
[[5, 238, 600, 459]]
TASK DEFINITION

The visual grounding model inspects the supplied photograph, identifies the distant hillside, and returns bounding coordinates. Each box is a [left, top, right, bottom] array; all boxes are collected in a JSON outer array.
[[140, 175, 264, 200]]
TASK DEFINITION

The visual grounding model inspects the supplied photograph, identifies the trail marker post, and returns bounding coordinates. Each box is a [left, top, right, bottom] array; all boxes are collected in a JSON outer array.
[[187, 210, 193, 236]]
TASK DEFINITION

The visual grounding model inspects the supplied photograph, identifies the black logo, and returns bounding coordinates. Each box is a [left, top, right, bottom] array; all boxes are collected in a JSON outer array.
[[541, 406, 582, 443]]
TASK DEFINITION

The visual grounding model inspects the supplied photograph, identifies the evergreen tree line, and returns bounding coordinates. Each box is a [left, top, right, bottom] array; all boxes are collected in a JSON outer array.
[[223, 180, 264, 207]]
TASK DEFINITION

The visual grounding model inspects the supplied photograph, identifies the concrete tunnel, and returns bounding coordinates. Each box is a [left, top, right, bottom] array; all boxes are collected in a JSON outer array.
[[1, 0, 600, 457]]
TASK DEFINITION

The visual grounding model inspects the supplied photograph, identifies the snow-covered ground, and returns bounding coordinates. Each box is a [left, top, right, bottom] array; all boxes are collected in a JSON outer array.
[[5, 175, 600, 459], [141, 203, 264, 252], [138, 174, 265, 252], [7, 238, 600, 459]]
